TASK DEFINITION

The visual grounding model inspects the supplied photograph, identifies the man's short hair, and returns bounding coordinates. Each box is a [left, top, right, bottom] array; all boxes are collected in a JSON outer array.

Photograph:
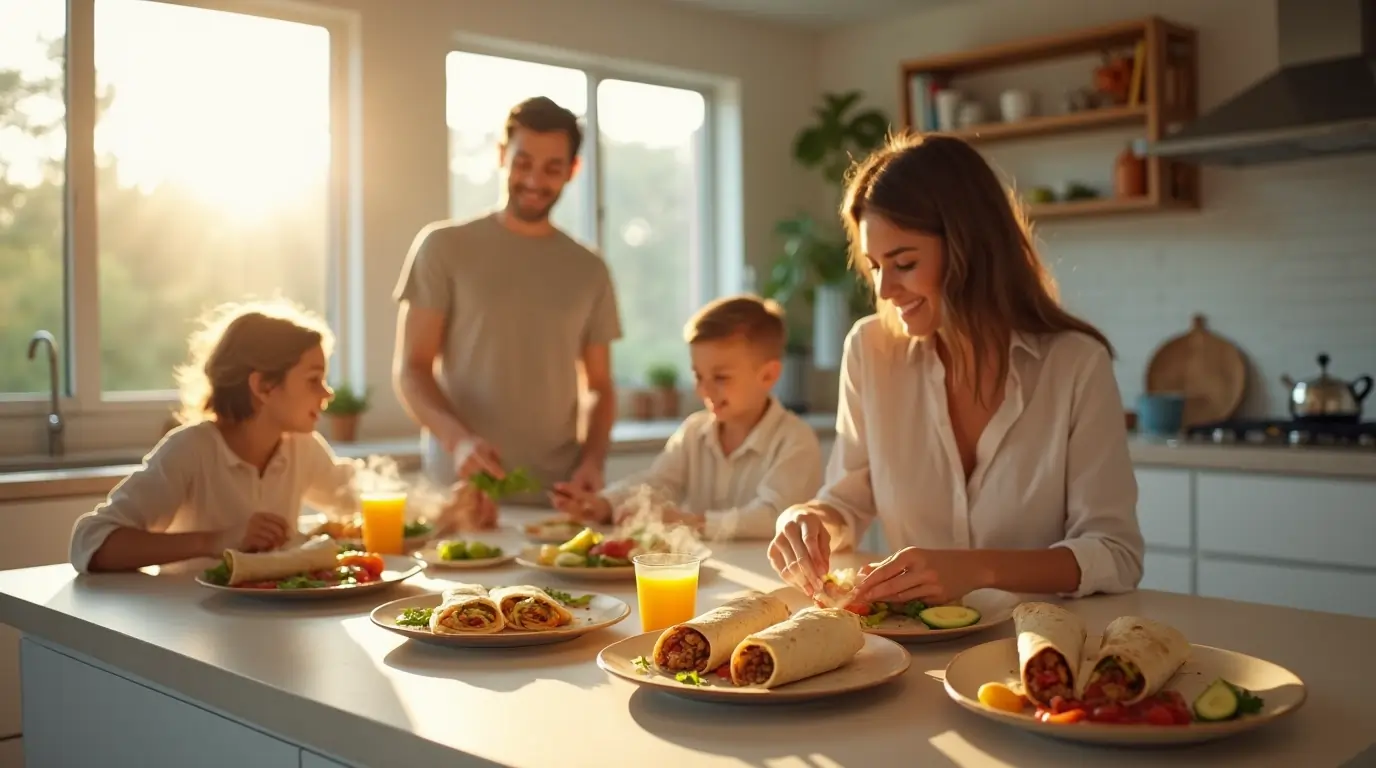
[[684, 294, 787, 361], [505, 97, 583, 159]]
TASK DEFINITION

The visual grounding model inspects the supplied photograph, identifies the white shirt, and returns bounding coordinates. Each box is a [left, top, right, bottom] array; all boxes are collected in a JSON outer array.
[[603, 398, 824, 540], [810, 316, 1144, 597], [69, 422, 360, 574]]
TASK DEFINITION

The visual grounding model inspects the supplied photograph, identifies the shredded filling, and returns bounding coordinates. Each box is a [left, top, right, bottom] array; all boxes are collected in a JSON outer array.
[[505, 597, 566, 630], [1082, 657, 1144, 705], [732, 644, 774, 686], [1026, 649, 1074, 703], [654, 627, 711, 672], [439, 604, 497, 632]]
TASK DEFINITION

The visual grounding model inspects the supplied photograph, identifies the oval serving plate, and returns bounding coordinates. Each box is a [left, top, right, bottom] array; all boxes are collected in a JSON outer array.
[[514, 545, 712, 582], [371, 590, 630, 648], [194, 554, 425, 599]]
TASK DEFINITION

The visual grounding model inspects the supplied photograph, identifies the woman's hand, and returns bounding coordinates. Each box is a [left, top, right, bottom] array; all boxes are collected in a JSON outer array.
[[439, 482, 498, 532], [767, 506, 831, 596], [853, 547, 992, 606], [238, 512, 290, 552], [549, 483, 612, 524]]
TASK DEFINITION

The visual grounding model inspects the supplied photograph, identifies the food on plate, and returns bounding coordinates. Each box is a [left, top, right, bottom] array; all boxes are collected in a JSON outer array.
[[310, 517, 433, 542], [395, 607, 434, 627], [471, 467, 540, 500], [918, 605, 981, 629], [403, 520, 434, 539], [1193, 678, 1266, 722], [539, 587, 594, 608], [977, 682, 1028, 713], [1078, 615, 1190, 706], [729, 607, 865, 689], [489, 585, 575, 630], [652, 593, 791, 674], [817, 569, 978, 630], [437, 539, 503, 561], [536, 527, 682, 568], [1014, 602, 1086, 705], [430, 584, 505, 635], [525, 516, 584, 541], [200, 536, 387, 590]]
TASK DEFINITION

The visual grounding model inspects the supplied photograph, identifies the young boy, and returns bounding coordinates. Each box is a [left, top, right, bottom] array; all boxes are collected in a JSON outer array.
[[550, 295, 823, 540]]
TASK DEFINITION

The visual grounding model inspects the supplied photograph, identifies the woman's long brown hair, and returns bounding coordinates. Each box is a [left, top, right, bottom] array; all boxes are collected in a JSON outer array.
[[841, 131, 1114, 404]]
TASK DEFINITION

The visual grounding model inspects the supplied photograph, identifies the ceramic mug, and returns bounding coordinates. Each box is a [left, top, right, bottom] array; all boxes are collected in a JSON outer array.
[[935, 89, 963, 132], [1137, 393, 1186, 435], [999, 89, 1033, 122]]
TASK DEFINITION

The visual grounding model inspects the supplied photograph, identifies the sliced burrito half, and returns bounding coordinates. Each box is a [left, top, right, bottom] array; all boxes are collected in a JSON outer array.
[[730, 607, 864, 689], [225, 534, 340, 586], [488, 585, 574, 631], [1014, 601, 1087, 706], [1078, 615, 1190, 706], [430, 584, 505, 635], [652, 592, 790, 674]]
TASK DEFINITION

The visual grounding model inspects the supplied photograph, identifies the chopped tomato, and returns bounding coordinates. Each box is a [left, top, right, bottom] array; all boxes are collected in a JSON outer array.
[[595, 539, 635, 560], [1038, 709, 1087, 724], [1089, 703, 1126, 723], [242, 581, 278, 589], [714, 664, 731, 679], [1143, 705, 1176, 726], [338, 553, 385, 577], [844, 601, 872, 616]]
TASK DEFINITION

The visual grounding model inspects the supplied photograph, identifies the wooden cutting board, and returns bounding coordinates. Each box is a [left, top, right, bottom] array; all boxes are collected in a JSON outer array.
[[1145, 314, 1247, 427]]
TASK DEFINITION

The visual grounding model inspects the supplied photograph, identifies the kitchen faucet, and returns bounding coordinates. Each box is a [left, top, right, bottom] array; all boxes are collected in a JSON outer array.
[[26, 330, 65, 457]]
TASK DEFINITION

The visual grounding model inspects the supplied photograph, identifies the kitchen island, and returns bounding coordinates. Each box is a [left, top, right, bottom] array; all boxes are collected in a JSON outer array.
[[1, 509, 1374, 768]]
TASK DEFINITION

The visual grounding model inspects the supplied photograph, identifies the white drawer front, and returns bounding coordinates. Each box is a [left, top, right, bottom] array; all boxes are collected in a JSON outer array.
[[1197, 473, 1376, 568], [1140, 551, 1193, 594], [1135, 468, 1192, 548], [1197, 558, 1376, 619]]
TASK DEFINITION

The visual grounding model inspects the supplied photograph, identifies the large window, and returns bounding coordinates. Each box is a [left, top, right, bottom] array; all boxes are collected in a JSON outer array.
[[0, 0, 348, 427], [446, 52, 711, 384]]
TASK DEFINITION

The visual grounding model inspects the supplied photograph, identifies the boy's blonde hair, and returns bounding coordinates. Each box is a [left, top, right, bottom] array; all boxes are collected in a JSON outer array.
[[175, 300, 334, 425], [683, 294, 787, 361]]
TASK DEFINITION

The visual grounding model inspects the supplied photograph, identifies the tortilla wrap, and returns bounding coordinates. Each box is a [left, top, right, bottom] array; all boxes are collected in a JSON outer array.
[[488, 585, 574, 631], [1077, 615, 1190, 704], [225, 534, 339, 586], [652, 593, 791, 673], [430, 584, 505, 635], [1014, 601, 1087, 705], [729, 607, 864, 689]]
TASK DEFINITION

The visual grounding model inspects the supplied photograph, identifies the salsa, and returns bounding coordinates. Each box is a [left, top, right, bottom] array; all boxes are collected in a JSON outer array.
[[1035, 691, 1194, 726]]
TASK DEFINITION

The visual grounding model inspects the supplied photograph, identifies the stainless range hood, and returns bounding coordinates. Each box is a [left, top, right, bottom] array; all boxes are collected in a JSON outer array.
[[1149, 0, 1376, 166]]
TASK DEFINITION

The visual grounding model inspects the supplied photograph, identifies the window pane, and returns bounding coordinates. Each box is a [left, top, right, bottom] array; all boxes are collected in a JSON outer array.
[[95, 0, 331, 392], [597, 79, 706, 384], [0, 0, 66, 396], [445, 52, 591, 242]]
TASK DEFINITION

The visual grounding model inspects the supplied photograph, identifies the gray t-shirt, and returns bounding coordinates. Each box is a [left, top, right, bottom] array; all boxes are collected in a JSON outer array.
[[393, 213, 622, 492]]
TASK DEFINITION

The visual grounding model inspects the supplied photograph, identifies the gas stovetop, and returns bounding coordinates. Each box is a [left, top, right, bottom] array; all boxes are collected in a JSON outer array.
[[1184, 419, 1376, 449]]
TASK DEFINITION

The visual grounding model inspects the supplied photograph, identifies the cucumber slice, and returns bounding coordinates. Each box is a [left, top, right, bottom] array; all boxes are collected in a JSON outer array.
[[918, 605, 981, 629], [1193, 679, 1239, 721]]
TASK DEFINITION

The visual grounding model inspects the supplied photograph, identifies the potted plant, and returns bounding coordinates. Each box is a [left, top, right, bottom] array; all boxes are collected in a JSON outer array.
[[646, 363, 680, 419], [324, 384, 370, 443], [763, 91, 889, 370], [775, 322, 811, 413]]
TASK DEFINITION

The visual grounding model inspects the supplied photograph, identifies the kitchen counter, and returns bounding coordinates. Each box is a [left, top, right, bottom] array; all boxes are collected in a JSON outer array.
[[2, 508, 1375, 767], [1129, 435, 1376, 479]]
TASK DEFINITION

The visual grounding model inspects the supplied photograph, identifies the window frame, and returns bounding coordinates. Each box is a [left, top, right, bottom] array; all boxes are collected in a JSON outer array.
[[0, 0, 361, 451], [445, 41, 722, 382]]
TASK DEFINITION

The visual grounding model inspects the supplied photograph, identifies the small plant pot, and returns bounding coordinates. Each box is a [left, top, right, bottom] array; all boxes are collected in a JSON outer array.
[[655, 387, 680, 420], [629, 390, 656, 421], [328, 413, 360, 443]]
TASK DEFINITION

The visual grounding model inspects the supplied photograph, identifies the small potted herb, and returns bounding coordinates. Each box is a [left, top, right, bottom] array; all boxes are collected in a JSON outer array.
[[324, 384, 370, 443], [647, 363, 680, 419]]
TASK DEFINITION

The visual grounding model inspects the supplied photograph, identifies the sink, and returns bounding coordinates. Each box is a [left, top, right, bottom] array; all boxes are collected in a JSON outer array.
[[0, 455, 144, 474]]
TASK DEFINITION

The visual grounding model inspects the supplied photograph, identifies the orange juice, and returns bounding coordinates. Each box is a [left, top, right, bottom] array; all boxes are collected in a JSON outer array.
[[360, 492, 407, 555], [633, 553, 701, 632]]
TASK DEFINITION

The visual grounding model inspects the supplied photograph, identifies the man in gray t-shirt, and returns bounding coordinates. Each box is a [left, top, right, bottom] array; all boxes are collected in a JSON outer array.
[[393, 97, 622, 525]]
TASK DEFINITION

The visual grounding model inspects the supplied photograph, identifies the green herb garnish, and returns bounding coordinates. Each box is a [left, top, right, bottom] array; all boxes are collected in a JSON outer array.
[[861, 611, 889, 628], [403, 520, 433, 538], [632, 656, 653, 675], [396, 607, 434, 627], [900, 600, 927, 618], [541, 587, 594, 608], [1230, 682, 1265, 715], [201, 560, 231, 586], [675, 670, 705, 686], [277, 575, 328, 590], [471, 467, 540, 500]]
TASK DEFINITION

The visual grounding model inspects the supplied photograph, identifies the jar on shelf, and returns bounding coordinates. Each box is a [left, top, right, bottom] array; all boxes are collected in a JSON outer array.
[[1114, 141, 1147, 198]]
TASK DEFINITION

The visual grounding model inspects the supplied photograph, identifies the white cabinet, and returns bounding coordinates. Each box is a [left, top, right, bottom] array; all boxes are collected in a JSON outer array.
[[1135, 468, 1192, 549], [1198, 558, 1376, 619], [21, 639, 300, 768], [0, 494, 105, 738], [1197, 473, 1376, 568], [1140, 551, 1193, 594]]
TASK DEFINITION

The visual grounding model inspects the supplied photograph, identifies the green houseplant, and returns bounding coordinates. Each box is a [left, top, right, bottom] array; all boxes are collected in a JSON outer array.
[[646, 363, 680, 419], [323, 383, 370, 443], [763, 91, 890, 370]]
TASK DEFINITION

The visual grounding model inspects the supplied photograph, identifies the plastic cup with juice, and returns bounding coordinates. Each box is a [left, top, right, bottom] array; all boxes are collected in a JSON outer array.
[[360, 491, 407, 555], [633, 553, 701, 632]]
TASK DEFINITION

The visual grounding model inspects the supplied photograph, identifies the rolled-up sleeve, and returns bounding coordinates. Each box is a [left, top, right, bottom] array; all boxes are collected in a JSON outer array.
[[807, 323, 878, 551], [1051, 345, 1145, 597], [69, 431, 193, 574], [602, 420, 691, 512], [704, 422, 823, 541]]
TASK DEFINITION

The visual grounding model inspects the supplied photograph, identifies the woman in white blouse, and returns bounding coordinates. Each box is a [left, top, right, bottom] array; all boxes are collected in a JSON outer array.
[[769, 133, 1144, 605]]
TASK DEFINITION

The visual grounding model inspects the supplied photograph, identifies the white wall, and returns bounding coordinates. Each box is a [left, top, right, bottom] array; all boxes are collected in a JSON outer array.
[[818, 0, 1376, 417]]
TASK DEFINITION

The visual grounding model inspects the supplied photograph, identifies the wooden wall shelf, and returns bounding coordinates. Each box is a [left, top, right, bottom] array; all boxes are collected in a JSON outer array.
[[899, 16, 1200, 220]]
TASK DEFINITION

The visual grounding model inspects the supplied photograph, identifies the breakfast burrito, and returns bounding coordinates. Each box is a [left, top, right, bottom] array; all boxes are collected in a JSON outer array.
[[652, 593, 791, 674], [488, 585, 574, 631], [730, 607, 865, 689], [1014, 601, 1087, 706], [429, 584, 505, 635], [225, 534, 339, 586], [1077, 615, 1190, 706]]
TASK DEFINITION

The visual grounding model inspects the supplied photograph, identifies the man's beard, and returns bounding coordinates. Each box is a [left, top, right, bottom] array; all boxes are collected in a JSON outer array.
[[506, 185, 561, 223]]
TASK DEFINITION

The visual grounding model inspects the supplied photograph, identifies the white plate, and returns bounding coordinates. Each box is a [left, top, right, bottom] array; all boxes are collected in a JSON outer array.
[[414, 546, 515, 570], [598, 630, 910, 704], [943, 637, 1308, 746], [521, 519, 592, 545], [370, 591, 630, 647], [194, 555, 425, 599], [865, 589, 1019, 644], [338, 533, 433, 552], [514, 545, 713, 582]]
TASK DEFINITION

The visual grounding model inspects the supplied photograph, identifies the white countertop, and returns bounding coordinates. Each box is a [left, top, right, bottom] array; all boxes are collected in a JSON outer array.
[[1128, 436, 1376, 480], [2, 508, 1374, 767]]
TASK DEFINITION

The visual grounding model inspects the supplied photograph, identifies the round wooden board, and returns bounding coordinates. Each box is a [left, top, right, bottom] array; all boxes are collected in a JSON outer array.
[[1145, 314, 1247, 427]]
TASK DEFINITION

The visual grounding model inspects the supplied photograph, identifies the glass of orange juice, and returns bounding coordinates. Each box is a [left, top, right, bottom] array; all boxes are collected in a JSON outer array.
[[360, 491, 407, 555], [633, 553, 701, 632]]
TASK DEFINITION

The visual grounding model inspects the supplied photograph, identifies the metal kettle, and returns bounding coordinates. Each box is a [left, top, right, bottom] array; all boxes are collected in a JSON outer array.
[[1279, 353, 1372, 422]]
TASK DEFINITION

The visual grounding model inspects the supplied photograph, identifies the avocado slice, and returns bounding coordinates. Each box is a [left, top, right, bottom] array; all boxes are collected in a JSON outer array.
[[918, 605, 981, 630]]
